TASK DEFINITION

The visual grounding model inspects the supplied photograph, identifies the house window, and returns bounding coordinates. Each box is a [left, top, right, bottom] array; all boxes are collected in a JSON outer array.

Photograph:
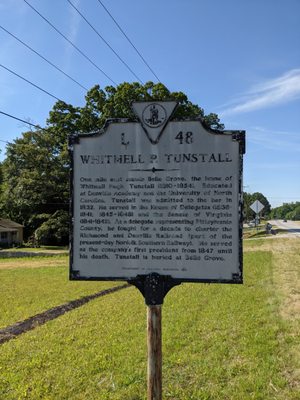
[[1, 232, 8, 240]]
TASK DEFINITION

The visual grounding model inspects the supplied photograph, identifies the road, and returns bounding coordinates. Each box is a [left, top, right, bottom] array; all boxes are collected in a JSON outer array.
[[268, 219, 300, 237]]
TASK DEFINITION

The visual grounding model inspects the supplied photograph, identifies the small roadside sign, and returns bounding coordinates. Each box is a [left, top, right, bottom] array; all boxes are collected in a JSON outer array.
[[250, 200, 264, 214]]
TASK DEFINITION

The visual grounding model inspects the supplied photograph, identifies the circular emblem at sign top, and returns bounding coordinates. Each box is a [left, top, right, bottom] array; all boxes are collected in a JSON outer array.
[[142, 103, 167, 128]]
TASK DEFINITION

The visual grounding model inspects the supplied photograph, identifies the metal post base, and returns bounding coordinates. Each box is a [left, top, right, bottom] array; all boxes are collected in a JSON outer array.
[[129, 273, 181, 305]]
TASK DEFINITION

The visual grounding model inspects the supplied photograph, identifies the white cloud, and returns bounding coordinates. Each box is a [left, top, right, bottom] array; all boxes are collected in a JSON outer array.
[[68, 0, 81, 42], [63, 0, 82, 65], [219, 69, 300, 116], [246, 126, 300, 152]]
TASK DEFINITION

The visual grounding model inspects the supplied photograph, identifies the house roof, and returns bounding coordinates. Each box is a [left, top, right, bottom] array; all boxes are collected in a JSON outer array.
[[0, 219, 24, 229], [0, 227, 18, 232]]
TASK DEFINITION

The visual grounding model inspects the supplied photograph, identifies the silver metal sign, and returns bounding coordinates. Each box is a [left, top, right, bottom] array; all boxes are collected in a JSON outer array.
[[250, 200, 264, 214], [69, 102, 245, 283]]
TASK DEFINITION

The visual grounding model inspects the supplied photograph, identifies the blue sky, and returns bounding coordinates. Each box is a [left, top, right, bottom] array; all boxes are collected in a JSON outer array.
[[0, 0, 299, 208]]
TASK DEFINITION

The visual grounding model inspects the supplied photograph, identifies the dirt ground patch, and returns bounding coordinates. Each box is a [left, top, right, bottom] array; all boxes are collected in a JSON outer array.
[[0, 256, 68, 270]]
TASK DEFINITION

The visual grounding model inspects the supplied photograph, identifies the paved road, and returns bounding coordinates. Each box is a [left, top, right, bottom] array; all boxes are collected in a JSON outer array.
[[268, 219, 300, 237]]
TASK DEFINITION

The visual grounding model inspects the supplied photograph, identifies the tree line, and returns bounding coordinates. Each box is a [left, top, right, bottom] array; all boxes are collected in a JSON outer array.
[[1, 82, 296, 246], [0, 82, 224, 245], [268, 202, 300, 221]]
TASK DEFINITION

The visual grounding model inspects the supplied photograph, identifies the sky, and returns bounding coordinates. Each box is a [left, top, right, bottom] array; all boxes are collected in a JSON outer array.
[[0, 0, 299, 208]]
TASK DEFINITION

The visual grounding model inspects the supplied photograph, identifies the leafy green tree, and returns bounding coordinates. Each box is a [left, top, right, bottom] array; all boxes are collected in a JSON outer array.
[[243, 192, 253, 221], [0, 128, 69, 238], [0, 161, 3, 200], [34, 210, 69, 246], [270, 202, 300, 220], [47, 82, 224, 133], [0, 81, 224, 243], [286, 205, 300, 220]]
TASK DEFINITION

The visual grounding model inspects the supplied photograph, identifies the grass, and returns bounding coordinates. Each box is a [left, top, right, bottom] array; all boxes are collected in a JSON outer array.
[[0, 239, 299, 399], [244, 237, 300, 396], [0, 255, 122, 328], [243, 225, 267, 239]]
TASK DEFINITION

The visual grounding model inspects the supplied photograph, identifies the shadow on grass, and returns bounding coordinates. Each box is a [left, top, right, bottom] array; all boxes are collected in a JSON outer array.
[[0, 284, 130, 345]]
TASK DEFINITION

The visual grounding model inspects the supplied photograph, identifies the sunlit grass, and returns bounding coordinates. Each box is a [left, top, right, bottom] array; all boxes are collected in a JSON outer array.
[[0, 241, 299, 399], [0, 256, 121, 328]]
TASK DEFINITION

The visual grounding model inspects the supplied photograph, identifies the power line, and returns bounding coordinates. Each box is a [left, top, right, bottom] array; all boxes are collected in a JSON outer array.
[[0, 24, 88, 91], [0, 111, 49, 136], [0, 63, 63, 102], [96, 0, 161, 82], [23, 0, 117, 85], [66, 0, 143, 84]]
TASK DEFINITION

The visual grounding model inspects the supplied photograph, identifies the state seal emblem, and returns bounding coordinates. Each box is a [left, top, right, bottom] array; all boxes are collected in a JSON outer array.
[[142, 103, 167, 128]]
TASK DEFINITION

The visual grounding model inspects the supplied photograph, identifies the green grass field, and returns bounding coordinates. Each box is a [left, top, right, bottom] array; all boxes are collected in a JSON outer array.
[[0, 238, 299, 399], [0, 255, 121, 328]]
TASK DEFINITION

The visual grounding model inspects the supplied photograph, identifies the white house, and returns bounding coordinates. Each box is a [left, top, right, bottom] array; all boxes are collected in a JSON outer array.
[[0, 219, 24, 246]]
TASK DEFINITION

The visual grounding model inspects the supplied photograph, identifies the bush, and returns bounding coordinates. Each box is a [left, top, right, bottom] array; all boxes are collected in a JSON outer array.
[[34, 210, 69, 246]]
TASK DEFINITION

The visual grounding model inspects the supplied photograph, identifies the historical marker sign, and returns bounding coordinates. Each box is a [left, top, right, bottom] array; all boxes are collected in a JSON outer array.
[[69, 102, 245, 283]]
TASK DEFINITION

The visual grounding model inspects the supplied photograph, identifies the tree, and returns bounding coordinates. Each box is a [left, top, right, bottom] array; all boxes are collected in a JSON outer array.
[[286, 204, 300, 220], [269, 202, 300, 220], [34, 210, 69, 246], [0, 162, 3, 200], [0, 128, 69, 238], [47, 82, 224, 134], [0, 81, 224, 244]]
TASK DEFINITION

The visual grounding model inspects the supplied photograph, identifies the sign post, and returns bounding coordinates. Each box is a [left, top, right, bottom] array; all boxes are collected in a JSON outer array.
[[147, 304, 162, 400], [131, 273, 179, 400], [250, 200, 264, 227], [69, 101, 245, 398]]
